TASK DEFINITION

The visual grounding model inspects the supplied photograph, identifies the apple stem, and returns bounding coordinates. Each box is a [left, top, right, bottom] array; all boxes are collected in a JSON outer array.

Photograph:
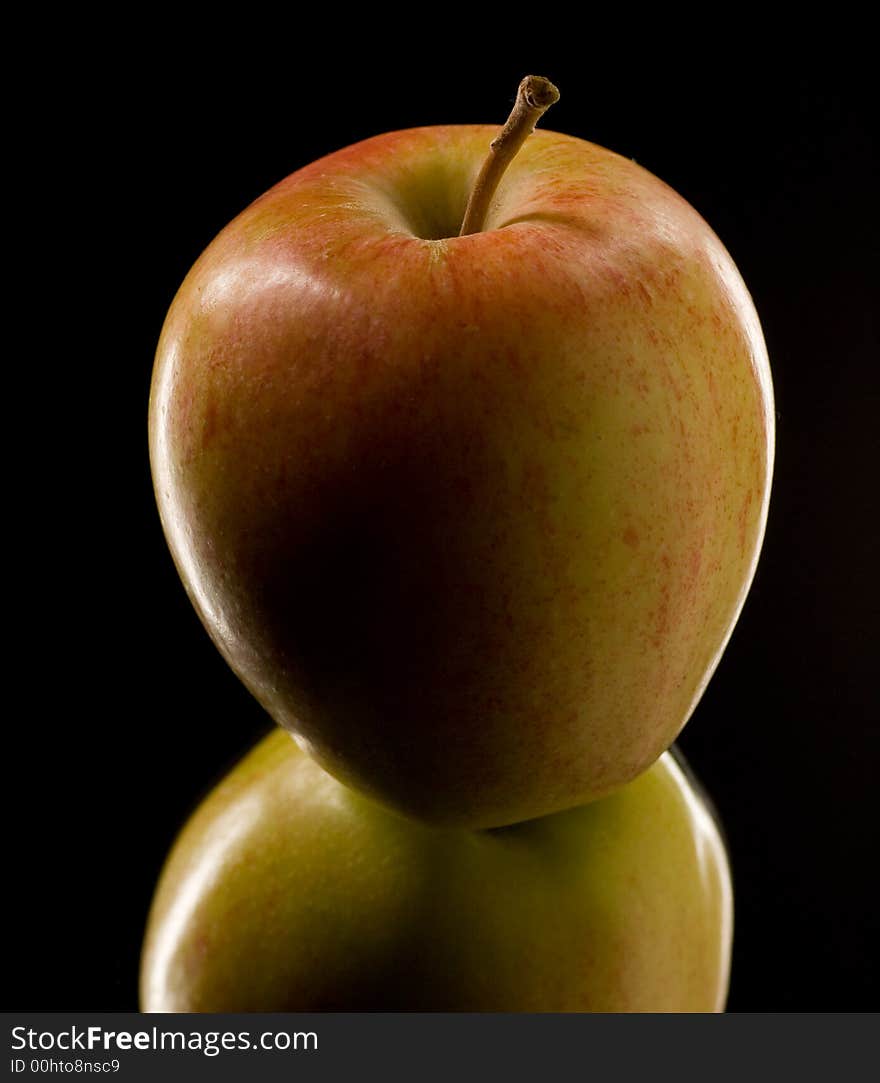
[[459, 75, 560, 237]]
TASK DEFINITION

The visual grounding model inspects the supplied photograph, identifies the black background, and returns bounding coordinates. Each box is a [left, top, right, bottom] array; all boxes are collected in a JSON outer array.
[[13, 30, 876, 1012]]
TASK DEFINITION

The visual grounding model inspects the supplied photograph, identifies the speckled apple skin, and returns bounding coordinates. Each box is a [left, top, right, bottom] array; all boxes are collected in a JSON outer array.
[[140, 730, 732, 1012], [150, 126, 774, 828]]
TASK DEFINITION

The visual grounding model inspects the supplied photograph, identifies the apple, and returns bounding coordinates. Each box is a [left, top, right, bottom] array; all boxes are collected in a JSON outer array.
[[140, 729, 732, 1012], [149, 78, 774, 827]]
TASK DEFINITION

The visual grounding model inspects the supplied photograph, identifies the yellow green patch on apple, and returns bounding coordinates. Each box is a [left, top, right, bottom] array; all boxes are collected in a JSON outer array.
[[141, 730, 732, 1012]]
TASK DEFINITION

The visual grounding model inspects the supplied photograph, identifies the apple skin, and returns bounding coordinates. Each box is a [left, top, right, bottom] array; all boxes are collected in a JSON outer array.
[[149, 125, 774, 828], [140, 729, 732, 1012]]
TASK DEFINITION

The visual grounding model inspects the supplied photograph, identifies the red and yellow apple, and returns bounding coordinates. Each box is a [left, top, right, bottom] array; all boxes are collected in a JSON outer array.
[[149, 119, 774, 827], [140, 729, 732, 1012]]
